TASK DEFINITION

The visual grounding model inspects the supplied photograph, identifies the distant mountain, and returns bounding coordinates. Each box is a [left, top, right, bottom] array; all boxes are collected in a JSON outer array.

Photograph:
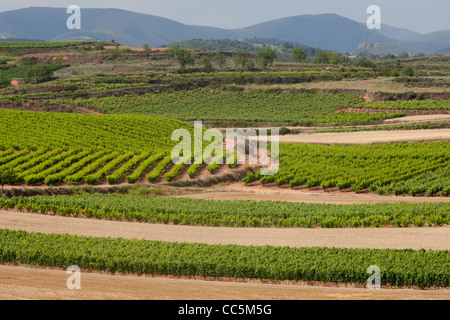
[[436, 46, 450, 55], [0, 7, 449, 53], [0, 7, 234, 47], [232, 14, 392, 53], [376, 25, 422, 42], [399, 30, 450, 52]]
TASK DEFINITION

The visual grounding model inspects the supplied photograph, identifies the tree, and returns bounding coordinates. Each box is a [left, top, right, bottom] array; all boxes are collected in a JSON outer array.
[[257, 47, 277, 68], [143, 43, 151, 60], [282, 42, 294, 50], [108, 47, 121, 61], [352, 57, 377, 68], [234, 50, 251, 69], [312, 51, 341, 65], [169, 47, 195, 72], [0, 169, 18, 191], [398, 52, 410, 59], [291, 47, 307, 63], [401, 66, 416, 77], [214, 51, 227, 69], [200, 56, 213, 72], [25, 65, 53, 84]]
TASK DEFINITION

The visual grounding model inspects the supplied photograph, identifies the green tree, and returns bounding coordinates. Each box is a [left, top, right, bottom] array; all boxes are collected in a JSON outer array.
[[398, 52, 410, 59], [257, 47, 277, 68], [214, 51, 227, 69], [312, 51, 342, 65], [352, 57, 377, 68], [401, 66, 416, 77], [200, 56, 213, 72], [169, 47, 195, 72], [108, 47, 121, 61], [291, 47, 307, 63], [234, 50, 251, 69], [379, 61, 394, 76], [25, 65, 53, 84], [0, 169, 18, 191], [143, 43, 151, 60]]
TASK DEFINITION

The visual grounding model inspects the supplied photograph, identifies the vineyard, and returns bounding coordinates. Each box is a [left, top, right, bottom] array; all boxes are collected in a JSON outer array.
[[244, 142, 450, 196], [57, 89, 405, 124], [1, 194, 448, 228], [0, 147, 241, 186], [0, 109, 194, 152], [0, 38, 449, 299], [0, 229, 448, 288]]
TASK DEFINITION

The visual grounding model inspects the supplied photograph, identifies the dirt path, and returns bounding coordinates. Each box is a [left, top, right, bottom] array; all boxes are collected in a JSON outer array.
[[264, 129, 450, 144], [385, 114, 450, 123], [0, 265, 448, 300], [214, 115, 450, 132], [245, 78, 450, 93], [1, 210, 449, 250], [183, 185, 450, 204]]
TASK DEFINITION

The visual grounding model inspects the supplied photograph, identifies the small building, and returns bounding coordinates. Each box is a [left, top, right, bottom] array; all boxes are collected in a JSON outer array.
[[10, 78, 24, 87]]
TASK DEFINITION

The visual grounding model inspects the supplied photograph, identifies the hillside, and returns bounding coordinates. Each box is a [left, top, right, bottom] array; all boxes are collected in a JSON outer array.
[[1, 7, 449, 53]]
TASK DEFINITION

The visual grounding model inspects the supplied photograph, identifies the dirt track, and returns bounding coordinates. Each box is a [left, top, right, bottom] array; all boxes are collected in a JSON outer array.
[[245, 78, 450, 94], [385, 114, 450, 123], [0, 265, 448, 300], [270, 129, 450, 144], [183, 185, 450, 204], [1, 210, 449, 250]]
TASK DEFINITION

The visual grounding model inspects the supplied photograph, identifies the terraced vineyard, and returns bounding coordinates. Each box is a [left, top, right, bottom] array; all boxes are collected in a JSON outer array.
[[244, 142, 450, 196], [0, 148, 238, 186], [1, 38, 449, 300], [0, 109, 194, 152], [0, 109, 242, 186], [57, 89, 405, 124]]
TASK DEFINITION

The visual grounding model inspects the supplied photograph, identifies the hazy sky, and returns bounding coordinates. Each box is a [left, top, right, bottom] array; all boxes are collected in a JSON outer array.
[[1, 0, 449, 34]]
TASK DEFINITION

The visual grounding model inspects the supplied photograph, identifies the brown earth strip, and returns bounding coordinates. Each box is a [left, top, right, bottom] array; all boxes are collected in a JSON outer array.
[[271, 129, 450, 144], [0, 265, 448, 300], [183, 184, 450, 204], [1, 210, 449, 250]]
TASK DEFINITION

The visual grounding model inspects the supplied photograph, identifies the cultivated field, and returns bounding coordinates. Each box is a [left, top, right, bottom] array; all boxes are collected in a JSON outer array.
[[0, 41, 449, 300]]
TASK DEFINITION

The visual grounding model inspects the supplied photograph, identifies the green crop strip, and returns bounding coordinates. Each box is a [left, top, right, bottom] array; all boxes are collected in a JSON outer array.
[[57, 89, 404, 124], [0, 109, 194, 153], [1, 194, 449, 228], [0, 229, 448, 288], [246, 142, 450, 196]]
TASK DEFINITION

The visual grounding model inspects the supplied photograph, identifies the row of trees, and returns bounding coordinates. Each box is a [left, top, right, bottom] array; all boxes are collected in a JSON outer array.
[[148, 45, 421, 74], [167, 46, 309, 72]]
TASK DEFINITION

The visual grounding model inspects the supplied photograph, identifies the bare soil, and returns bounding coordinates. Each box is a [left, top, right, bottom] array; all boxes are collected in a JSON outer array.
[[273, 129, 450, 144], [1, 265, 448, 300], [245, 78, 450, 94], [183, 183, 450, 204], [385, 114, 450, 123], [1, 210, 449, 250]]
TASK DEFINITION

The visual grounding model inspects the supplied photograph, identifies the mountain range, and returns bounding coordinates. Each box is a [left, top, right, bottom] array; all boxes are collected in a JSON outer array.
[[0, 7, 449, 54]]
